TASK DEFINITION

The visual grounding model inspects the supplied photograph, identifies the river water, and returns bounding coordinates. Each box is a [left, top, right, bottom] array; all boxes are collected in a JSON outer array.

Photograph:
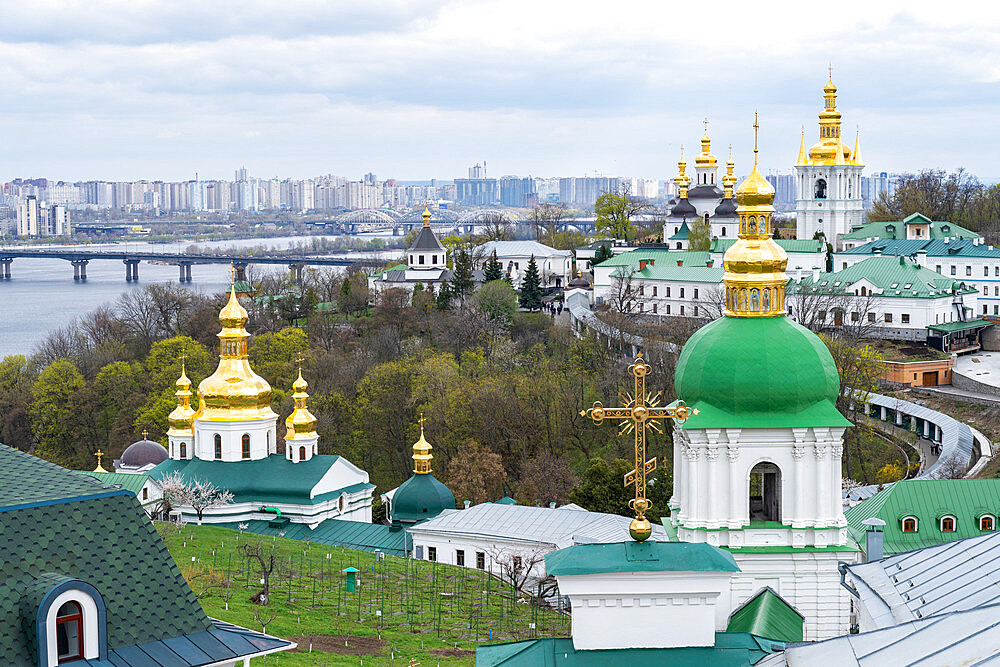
[[0, 234, 400, 358]]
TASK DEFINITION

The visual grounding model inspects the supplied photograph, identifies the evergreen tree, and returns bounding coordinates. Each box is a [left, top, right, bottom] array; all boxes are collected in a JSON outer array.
[[435, 280, 452, 310], [484, 250, 503, 282], [593, 244, 612, 265], [450, 249, 475, 306], [519, 254, 543, 311]]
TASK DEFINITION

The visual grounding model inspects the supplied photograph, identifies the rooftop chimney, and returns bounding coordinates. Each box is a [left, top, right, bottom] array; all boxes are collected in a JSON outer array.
[[706, 260, 714, 268], [862, 518, 886, 561], [463, 500, 471, 509], [549, 502, 557, 509], [677, 260, 683, 267]]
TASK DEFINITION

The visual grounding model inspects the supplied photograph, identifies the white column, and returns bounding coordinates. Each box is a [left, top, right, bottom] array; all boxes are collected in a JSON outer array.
[[814, 443, 829, 527], [830, 442, 844, 527], [677, 440, 689, 523], [706, 446, 720, 526], [727, 445, 741, 527], [669, 426, 681, 511], [688, 446, 702, 524]]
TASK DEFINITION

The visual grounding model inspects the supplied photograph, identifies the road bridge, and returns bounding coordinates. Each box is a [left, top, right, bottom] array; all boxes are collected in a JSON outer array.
[[0, 249, 383, 283]]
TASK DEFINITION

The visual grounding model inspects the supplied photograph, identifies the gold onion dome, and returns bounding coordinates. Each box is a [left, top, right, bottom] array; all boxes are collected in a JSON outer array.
[[285, 368, 318, 440], [807, 73, 854, 166], [675, 148, 692, 195], [167, 359, 195, 434], [194, 285, 277, 422], [412, 415, 433, 474], [422, 205, 431, 227], [723, 114, 787, 318], [694, 119, 717, 166]]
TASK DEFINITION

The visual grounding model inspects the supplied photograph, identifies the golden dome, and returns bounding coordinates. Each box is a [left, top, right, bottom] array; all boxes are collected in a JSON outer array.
[[285, 369, 317, 441], [723, 114, 788, 318], [167, 359, 195, 435], [412, 414, 433, 474], [804, 75, 856, 166], [422, 205, 432, 228], [194, 285, 277, 422], [824, 80, 837, 94], [694, 121, 717, 166], [675, 147, 691, 196]]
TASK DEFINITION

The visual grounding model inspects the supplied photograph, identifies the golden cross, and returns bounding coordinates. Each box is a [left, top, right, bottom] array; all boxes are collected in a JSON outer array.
[[828, 62, 833, 81], [580, 353, 697, 541], [228, 262, 236, 286], [94, 450, 104, 468], [418, 412, 426, 429], [142, 429, 149, 440], [703, 117, 709, 134]]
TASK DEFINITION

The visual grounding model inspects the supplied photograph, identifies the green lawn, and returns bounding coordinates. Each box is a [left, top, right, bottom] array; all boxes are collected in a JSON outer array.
[[157, 523, 570, 666]]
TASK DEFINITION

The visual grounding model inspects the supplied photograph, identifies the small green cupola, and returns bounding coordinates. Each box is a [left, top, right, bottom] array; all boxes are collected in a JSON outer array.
[[389, 415, 455, 524]]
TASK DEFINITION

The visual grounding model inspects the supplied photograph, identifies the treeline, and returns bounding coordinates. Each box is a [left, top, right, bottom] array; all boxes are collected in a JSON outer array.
[[0, 273, 677, 517], [869, 169, 1000, 242]]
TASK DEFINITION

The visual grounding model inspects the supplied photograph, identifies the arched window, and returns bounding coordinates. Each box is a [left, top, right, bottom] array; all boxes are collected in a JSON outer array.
[[815, 179, 827, 199], [214, 434, 222, 460], [299, 446, 306, 461], [722, 227, 726, 236], [860, 286, 867, 296], [242, 434, 251, 459], [339, 496, 345, 512], [749, 462, 781, 522], [56, 601, 83, 662], [940, 515, 957, 532], [902, 516, 918, 532], [980, 515, 995, 531], [179, 442, 186, 458]]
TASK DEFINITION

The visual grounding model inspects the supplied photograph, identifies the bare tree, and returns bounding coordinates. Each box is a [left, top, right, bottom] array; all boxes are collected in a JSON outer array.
[[157, 473, 234, 524], [530, 203, 567, 244], [486, 546, 548, 595], [241, 541, 278, 605], [604, 267, 639, 316], [694, 284, 726, 320], [477, 211, 514, 243]]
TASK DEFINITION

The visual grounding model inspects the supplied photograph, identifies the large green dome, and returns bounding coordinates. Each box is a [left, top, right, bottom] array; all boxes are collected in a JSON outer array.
[[391, 474, 455, 523], [675, 316, 850, 430]]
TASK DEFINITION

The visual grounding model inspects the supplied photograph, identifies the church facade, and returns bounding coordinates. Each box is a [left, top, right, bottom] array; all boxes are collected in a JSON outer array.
[[664, 125, 739, 245], [794, 77, 865, 247], [671, 124, 858, 640]]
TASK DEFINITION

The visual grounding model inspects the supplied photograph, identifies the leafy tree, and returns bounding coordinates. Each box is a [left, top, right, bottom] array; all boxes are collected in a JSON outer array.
[[249, 327, 310, 388], [593, 244, 613, 265], [868, 169, 982, 228], [519, 255, 543, 311], [875, 463, 904, 484], [145, 336, 212, 396], [435, 280, 453, 311], [474, 280, 518, 329], [569, 457, 671, 521], [594, 186, 648, 241], [450, 249, 475, 306], [30, 359, 87, 468], [688, 215, 711, 251], [484, 250, 503, 282], [445, 440, 506, 505], [0, 355, 35, 449]]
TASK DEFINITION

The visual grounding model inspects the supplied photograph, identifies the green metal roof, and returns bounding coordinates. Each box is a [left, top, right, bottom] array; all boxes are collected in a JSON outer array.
[[726, 587, 804, 642], [217, 519, 411, 557], [545, 540, 739, 576], [495, 495, 517, 505], [841, 213, 979, 241], [794, 256, 979, 300], [926, 318, 993, 334], [669, 220, 690, 240], [151, 454, 374, 505], [675, 316, 850, 430], [0, 446, 109, 508], [710, 238, 825, 254], [845, 479, 1000, 556], [378, 263, 408, 276], [77, 471, 151, 496], [391, 472, 455, 522], [0, 444, 214, 662], [598, 249, 712, 269], [476, 633, 782, 666], [620, 263, 724, 283]]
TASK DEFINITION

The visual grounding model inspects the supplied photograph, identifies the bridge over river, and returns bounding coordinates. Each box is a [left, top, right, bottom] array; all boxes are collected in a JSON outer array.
[[0, 249, 384, 283]]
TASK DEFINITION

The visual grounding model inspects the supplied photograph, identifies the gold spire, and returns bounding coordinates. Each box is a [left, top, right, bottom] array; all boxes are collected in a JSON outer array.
[[93, 449, 108, 473], [422, 205, 431, 228], [168, 355, 195, 435], [722, 145, 737, 199], [796, 128, 808, 166], [807, 71, 851, 165], [193, 285, 276, 422], [724, 113, 788, 318], [694, 118, 717, 167], [285, 362, 317, 441], [676, 146, 691, 198], [852, 127, 864, 167], [412, 413, 433, 474]]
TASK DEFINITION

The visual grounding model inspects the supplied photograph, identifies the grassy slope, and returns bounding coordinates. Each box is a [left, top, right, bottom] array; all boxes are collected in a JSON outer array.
[[157, 523, 570, 666]]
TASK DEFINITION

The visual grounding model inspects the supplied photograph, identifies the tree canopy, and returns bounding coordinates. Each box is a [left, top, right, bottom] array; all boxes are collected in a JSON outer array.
[[594, 188, 648, 241], [518, 255, 543, 311]]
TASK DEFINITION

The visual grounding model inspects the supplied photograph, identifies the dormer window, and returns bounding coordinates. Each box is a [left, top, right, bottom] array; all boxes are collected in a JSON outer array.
[[56, 601, 83, 662], [940, 515, 957, 532], [38, 582, 107, 665], [901, 516, 918, 532], [980, 515, 995, 531]]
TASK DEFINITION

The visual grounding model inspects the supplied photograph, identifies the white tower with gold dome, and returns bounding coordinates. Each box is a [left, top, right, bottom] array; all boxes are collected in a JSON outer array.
[[794, 74, 865, 246]]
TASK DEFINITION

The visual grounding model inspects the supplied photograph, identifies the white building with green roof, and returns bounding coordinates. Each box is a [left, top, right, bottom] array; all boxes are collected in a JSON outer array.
[[840, 212, 982, 250]]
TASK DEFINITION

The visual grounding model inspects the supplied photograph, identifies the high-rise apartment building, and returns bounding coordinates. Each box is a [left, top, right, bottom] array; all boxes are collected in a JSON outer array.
[[16, 196, 69, 237]]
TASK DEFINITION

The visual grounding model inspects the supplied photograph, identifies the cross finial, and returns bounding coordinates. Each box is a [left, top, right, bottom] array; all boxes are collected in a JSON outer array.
[[228, 262, 236, 287], [418, 412, 426, 436], [828, 62, 833, 81], [679, 144, 684, 160], [703, 117, 709, 134], [295, 352, 305, 376], [95, 450, 104, 467], [753, 112, 760, 168], [142, 429, 149, 440]]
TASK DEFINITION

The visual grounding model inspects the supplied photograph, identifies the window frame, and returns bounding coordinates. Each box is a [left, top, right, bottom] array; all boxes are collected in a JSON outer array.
[[214, 434, 222, 460], [980, 515, 996, 532], [241, 434, 251, 459], [939, 515, 957, 532], [56, 601, 84, 663], [901, 516, 918, 533]]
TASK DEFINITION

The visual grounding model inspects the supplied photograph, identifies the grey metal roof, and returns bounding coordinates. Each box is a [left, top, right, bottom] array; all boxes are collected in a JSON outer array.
[[845, 530, 1000, 628], [409, 225, 445, 251], [757, 602, 1000, 666], [688, 184, 724, 200], [407, 502, 666, 548], [474, 240, 572, 258]]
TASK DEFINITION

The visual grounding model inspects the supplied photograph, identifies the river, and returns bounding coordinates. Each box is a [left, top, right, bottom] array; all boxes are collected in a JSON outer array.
[[0, 234, 401, 358]]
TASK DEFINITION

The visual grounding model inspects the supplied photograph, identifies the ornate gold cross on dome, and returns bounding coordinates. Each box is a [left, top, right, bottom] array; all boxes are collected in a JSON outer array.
[[580, 353, 697, 541], [94, 450, 104, 467]]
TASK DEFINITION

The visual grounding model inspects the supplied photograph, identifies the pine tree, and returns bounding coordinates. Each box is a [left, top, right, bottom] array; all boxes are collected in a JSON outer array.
[[435, 280, 452, 310], [593, 244, 612, 265], [484, 250, 503, 282], [450, 249, 475, 306], [519, 254, 543, 311]]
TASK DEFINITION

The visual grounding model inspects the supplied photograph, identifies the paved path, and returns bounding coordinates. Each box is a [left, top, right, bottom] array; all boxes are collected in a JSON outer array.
[[914, 385, 1000, 406]]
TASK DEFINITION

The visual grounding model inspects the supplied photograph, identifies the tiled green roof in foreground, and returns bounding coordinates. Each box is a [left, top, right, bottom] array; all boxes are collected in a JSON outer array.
[[845, 479, 1000, 556], [78, 470, 151, 496], [545, 540, 738, 576], [726, 587, 804, 643], [476, 633, 782, 666], [152, 454, 374, 506], [0, 445, 212, 662]]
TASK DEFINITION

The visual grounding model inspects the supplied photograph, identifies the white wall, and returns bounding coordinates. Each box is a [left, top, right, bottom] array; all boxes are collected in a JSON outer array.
[[191, 418, 277, 462]]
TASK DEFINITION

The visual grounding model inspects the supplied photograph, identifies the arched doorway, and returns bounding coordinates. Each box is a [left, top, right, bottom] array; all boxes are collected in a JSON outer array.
[[749, 462, 781, 522]]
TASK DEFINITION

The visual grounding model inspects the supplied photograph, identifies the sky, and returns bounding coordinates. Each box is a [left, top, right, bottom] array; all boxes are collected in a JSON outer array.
[[2, 0, 998, 183]]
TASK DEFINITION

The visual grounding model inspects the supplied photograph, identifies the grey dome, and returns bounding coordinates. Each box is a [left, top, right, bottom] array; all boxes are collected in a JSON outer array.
[[670, 198, 698, 219], [688, 184, 724, 200], [120, 439, 168, 468], [714, 197, 738, 218]]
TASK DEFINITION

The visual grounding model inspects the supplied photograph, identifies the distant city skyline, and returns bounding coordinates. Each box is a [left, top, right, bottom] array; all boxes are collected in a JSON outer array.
[[2, 1, 998, 181]]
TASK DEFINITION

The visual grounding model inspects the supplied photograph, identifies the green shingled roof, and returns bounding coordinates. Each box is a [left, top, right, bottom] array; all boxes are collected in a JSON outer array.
[[151, 454, 373, 506], [77, 470, 151, 496], [842, 213, 979, 241], [726, 587, 804, 642], [845, 479, 1000, 556], [545, 540, 739, 576], [793, 256, 979, 300], [0, 444, 212, 662], [841, 238, 1000, 258], [476, 633, 782, 666], [710, 238, 825, 254]]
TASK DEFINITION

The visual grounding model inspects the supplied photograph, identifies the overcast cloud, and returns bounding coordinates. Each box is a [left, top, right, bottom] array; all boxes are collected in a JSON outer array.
[[1, 0, 998, 182]]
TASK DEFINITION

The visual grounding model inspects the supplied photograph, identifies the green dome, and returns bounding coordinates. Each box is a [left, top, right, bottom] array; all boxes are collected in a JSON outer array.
[[675, 316, 850, 430], [391, 473, 455, 523]]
